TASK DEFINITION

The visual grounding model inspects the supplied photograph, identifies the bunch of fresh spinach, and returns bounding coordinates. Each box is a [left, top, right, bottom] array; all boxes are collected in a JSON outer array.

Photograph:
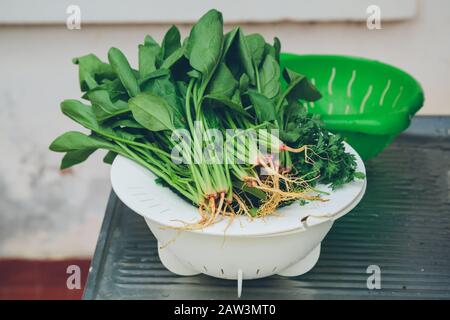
[[50, 9, 363, 225]]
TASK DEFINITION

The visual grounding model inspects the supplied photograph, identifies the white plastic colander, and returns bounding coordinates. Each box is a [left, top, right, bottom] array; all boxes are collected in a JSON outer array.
[[111, 143, 366, 297]]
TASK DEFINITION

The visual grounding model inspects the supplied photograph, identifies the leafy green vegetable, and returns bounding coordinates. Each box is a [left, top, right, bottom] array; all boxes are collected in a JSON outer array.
[[236, 29, 255, 84], [88, 89, 129, 121], [129, 93, 176, 131], [49, 131, 118, 152], [281, 68, 322, 103], [161, 25, 181, 59], [72, 54, 115, 91], [138, 39, 159, 78], [247, 90, 276, 122], [61, 149, 97, 170], [60, 100, 100, 131], [207, 63, 238, 98], [246, 34, 266, 68], [186, 9, 223, 90], [50, 9, 364, 228], [258, 54, 280, 99], [108, 47, 140, 97]]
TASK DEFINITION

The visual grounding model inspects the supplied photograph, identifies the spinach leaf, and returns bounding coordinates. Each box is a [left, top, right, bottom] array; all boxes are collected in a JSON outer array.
[[142, 75, 185, 128], [108, 47, 140, 97], [203, 94, 251, 118], [207, 63, 238, 98], [273, 37, 281, 62], [144, 35, 159, 46], [282, 68, 321, 103], [60, 99, 100, 131], [114, 128, 145, 141], [239, 73, 250, 93], [223, 27, 239, 56], [61, 149, 97, 170], [161, 25, 181, 59], [138, 37, 160, 79], [72, 54, 115, 92], [49, 131, 118, 152], [129, 92, 176, 131], [232, 180, 266, 200], [110, 118, 144, 129], [103, 151, 118, 164], [186, 9, 224, 87], [247, 90, 276, 122], [259, 54, 280, 99], [280, 101, 305, 142], [138, 68, 170, 86], [246, 33, 266, 68], [87, 89, 129, 121], [85, 78, 127, 101], [161, 47, 185, 70], [51, 131, 121, 169], [236, 29, 255, 84]]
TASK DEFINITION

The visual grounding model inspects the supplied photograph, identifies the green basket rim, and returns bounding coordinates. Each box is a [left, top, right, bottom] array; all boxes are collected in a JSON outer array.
[[280, 53, 425, 135]]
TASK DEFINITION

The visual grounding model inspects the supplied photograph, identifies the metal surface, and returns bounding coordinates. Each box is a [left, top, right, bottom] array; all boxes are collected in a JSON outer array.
[[83, 116, 450, 300]]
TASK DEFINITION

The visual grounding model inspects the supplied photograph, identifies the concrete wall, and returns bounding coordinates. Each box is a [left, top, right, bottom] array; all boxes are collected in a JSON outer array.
[[0, 0, 449, 258]]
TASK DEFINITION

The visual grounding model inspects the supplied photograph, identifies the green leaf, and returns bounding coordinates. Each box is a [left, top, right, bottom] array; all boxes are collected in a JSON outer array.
[[110, 118, 144, 129], [85, 78, 127, 101], [161, 47, 185, 69], [141, 75, 185, 128], [282, 68, 322, 102], [114, 128, 145, 141], [259, 54, 280, 99], [103, 151, 118, 165], [203, 94, 251, 118], [239, 73, 250, 93], [72, 54, 115, 92], [232, 180, 266, 200], [223, 27, 239, 56], [138, 40, 160, 79], [231, 89, 242, 105], [246, 33, 266, 68], [187, 69, 202, 79], [273, 37, 281, 62], [138, 68, 170, 86], [108, 47, 140, 97], [248, 90, 276, 122], [129, 92, 176, 131], [49, 131, 117, 152], [61, 149, 96, 170], [60, 100, 99, 131], [186, 9, 223, 85], [87, 89, 129, 121], [237, 29, 255, 84], [283, 100, 305, 127], [161, 25, 181, 59], [207, 63, 238, 98]]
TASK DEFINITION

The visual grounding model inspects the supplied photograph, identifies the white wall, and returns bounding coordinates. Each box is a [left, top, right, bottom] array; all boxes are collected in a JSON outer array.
[[0, 0, 449, 258]]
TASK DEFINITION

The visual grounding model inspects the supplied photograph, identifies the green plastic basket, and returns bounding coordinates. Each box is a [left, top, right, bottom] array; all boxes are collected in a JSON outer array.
[[280, 53, 424, 160]]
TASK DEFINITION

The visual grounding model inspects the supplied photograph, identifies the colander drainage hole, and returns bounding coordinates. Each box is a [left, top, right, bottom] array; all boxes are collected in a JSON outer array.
[[221, 268, 224, 275], [203, 265, 208, 272], [272, 267, 277, 272], [256, 269, 260, 275]]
